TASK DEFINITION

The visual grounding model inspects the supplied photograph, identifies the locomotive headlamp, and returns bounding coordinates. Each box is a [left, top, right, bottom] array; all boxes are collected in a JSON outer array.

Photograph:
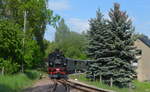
[[56, 68, 60, 71]]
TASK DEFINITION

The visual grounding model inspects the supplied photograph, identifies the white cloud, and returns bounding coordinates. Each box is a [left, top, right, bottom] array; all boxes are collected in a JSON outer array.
[[67, 18, 89, 33], [48, 0, 70, 11], [44, 18, 89, 41]]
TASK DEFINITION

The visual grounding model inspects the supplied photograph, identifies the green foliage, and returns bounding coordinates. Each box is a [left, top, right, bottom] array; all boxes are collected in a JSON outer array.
[[57, 32, 87, 59], [44, 41, 57, 58], [0, 58, 19, 74], [0, 20, 23, 73], [0, 20, 23, 60], [87, 9, 114, 81], [24, 39, 43, 69], [108, 3, 137, 87], [55, 19, 70, 43], [25, 70, 42, 80], [0, 0, 60, 73], [52, 19, 88, 59], [0, 20, 43, 73], [87, 4, 137, 88], [0, 0, 60, 53]]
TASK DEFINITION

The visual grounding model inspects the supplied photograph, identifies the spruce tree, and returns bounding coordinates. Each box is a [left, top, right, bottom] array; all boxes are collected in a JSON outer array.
[[107, 3, 137, 87], [87, 9, 115, 81], [87, 4, 137, 88]]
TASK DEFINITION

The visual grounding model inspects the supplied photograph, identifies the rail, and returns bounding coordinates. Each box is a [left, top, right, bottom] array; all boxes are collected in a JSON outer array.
[[57, 79, 115, 92]]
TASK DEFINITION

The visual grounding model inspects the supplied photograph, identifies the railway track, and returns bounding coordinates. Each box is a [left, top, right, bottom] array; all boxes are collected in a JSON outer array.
[[57, 79, 115, 92], [50, 79, 70, 92]]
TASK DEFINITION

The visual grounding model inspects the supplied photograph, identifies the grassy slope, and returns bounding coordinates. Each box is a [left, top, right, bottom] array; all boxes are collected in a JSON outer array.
[[0, 70, 42, 92], [69, 74, 150, 92]]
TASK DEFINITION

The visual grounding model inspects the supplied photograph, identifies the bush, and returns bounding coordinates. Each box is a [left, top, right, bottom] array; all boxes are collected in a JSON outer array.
[[25, 70, 42, 80], [24, 39, 43, 69], [0, 58, 19, 74], [0, 20, 23, 74]]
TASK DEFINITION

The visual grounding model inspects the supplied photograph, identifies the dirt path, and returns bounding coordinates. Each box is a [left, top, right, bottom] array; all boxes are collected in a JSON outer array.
[[23, 77, 80, 92], [23, 77, 52, 92]]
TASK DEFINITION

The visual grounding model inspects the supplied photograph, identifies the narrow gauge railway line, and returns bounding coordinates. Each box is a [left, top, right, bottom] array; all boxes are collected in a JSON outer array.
[[56, 79, 115, 92], [49, 79, 70, 92]]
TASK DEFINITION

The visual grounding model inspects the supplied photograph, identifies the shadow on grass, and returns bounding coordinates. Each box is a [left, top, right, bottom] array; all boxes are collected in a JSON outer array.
[[0, 84, 15, 92]]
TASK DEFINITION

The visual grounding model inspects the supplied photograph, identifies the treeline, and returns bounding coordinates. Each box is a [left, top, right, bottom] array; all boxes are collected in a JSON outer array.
[[0, 0, 59, 74], [45, 19, 88, 60]]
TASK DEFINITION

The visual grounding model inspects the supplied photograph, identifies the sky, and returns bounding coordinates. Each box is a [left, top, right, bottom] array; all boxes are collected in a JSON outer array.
[[44, 0, 150, 41]]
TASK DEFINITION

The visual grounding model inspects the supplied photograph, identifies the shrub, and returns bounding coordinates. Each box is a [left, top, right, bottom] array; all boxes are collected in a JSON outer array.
[[25, 70, 41, 80], [0, 58, 19, 74]]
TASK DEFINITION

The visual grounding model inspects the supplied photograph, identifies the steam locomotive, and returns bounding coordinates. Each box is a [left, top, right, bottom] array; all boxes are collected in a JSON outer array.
[[48, 49, 93, 79], [48, 49, 68, 79]]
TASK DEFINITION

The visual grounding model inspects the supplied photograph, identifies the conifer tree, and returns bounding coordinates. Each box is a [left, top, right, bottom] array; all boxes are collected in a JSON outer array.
[[107, 3, 137, 87], [87, 9, 115, 81], [87, 4, 137, 88]]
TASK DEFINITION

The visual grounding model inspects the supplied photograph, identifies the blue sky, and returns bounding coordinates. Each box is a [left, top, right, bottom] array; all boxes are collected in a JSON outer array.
[[44, 0, 150, 41]]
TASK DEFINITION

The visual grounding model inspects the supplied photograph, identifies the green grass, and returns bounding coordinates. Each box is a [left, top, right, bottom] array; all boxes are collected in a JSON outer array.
[[0, 70, 42, 92], [69, 74, 150, 92]]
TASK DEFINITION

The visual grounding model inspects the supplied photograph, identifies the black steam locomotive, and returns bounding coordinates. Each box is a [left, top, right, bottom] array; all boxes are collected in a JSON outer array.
[[48, 49, 68, 79], [48, 49, 93, 79]]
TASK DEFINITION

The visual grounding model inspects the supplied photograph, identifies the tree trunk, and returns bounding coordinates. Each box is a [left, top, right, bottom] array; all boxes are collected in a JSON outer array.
[[110, 77, 113, 87], [99, 75, 102, 82], [1, 67, 4, 75]]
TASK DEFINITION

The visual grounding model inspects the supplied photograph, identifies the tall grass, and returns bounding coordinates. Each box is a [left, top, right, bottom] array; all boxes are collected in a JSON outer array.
[[70, 74, 150, 92], [0, 70, 42, 92]]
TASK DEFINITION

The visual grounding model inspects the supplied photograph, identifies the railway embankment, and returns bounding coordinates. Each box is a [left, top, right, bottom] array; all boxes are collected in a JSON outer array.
[[69, 73, 150, 92]]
